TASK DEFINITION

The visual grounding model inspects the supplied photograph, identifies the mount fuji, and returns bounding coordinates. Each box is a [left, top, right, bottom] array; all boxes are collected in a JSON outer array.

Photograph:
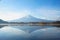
[[10, 15, 52, 22]]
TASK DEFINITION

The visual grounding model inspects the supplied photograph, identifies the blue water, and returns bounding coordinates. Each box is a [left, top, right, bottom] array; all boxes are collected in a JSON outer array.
[[0, 26, 60, 40]]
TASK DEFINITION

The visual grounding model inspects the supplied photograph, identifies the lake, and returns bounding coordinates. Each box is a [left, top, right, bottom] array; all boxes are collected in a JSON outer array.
[[0, 26, 60, 40]]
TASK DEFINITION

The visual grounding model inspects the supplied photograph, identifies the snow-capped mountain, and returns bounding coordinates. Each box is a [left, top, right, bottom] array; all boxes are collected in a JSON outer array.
[[10, 15, 52, 22]]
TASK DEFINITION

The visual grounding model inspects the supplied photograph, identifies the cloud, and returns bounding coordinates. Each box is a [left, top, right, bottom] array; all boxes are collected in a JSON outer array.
[[0, 4, 30, 21], [36, 8, 60, 20], [0, 12, 27, 21], [0, 9, 29, 21]]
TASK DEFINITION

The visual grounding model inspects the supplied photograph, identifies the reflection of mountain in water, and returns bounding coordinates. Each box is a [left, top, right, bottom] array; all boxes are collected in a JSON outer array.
[[11, 26, 52, 33], [0, 26, 60, 40], [30, 27, 60, 40], [0, 25, 6, 28], [0, 27, 29, 40]]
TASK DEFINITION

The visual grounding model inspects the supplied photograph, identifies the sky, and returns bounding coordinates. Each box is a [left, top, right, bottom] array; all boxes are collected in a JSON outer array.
[[0, 0, 60, 21]]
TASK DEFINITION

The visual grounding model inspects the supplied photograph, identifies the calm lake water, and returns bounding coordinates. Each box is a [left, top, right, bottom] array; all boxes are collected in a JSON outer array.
[[0, 26, 60, 40]]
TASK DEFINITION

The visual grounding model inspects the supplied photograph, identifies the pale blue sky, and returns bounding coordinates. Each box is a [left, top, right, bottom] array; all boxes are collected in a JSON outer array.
[[0, 0, 60, 21]]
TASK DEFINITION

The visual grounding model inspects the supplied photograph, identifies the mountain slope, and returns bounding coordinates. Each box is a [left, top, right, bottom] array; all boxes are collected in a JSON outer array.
[[10, 15, 52, 22], [0, 19, 8, 23]]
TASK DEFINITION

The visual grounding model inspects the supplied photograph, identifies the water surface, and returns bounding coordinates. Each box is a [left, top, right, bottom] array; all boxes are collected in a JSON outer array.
[[0, 26, 60, 40]]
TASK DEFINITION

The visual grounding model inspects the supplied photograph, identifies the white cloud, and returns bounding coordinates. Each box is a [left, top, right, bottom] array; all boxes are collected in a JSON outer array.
[[36, 8, 60, 20], [0, 9, 29, 21], [0, 13, 27, 21], [0, 4, 30, 21]]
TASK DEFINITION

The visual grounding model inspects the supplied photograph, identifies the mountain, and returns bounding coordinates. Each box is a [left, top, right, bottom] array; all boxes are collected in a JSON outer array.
[[0, 19, 8, 28], [0, 19, 8, 23], [10, 15, 53, 22]]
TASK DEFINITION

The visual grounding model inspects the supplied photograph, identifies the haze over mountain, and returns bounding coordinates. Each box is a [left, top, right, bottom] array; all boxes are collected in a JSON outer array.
[[10, 15, 53, 22]]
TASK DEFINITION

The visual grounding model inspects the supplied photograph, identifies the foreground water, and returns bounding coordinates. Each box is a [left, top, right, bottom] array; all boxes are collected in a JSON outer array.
[[0, 26, 60, 40]]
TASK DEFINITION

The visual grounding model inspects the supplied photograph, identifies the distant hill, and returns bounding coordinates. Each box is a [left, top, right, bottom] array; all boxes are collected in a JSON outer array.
[[10, 15, 53, 22], [0, 19, 8, 23]]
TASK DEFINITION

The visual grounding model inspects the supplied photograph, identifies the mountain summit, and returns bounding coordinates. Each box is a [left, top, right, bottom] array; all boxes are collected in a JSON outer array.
[[10, 15, 51, 22]]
